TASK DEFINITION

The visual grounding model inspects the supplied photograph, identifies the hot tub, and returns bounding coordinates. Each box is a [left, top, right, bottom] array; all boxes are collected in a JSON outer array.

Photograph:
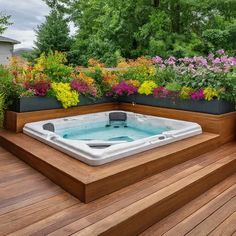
[[23, 111, 202, 166]]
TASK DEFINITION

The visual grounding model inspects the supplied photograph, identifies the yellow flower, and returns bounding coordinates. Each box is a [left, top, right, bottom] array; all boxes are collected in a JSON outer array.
[[180, 86, 193, 99], [203, 87, 219, 101], [148, 66, 156, 76], [52, 82, 79, 108], [138, 81, 157, 95]]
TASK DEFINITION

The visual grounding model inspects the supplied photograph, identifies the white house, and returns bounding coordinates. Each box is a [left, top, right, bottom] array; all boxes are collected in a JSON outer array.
[[0, 36, 20, 65]]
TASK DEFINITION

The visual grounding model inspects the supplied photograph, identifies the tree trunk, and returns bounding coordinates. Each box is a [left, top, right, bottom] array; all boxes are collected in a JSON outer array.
[[171, 1, 181, 33], [153, 0, 160, 7]]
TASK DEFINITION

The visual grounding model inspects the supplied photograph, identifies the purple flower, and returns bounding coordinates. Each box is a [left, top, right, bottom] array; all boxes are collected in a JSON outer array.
[[228, 57, 236, 66], [106, 92, 113, 97], [153, 87, 169, 98], [217, 49, 225, 55], [188, 64, 195, 70], [71, 80, 97, 97], [33, 81, 51, 97], [207, 53, 215, 61], [166, 56, 176, 65], [190, 89, 205, 100], [179, 57, 193, 64], [112, 81, 137, 96], [213, 57, 221, 64], [152, 56, 163, 64]]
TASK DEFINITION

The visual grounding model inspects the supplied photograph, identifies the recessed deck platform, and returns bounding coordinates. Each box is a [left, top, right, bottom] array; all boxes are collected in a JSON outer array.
[[0, 130, 220, 203]]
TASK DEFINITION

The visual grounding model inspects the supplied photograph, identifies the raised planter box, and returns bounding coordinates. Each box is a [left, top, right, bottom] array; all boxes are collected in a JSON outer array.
[[118, 95, 235, 115], [9, 96, 115, 112], [8, 94, 235, 114]]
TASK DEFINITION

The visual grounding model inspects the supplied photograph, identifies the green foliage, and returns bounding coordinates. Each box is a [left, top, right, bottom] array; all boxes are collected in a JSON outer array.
[[155, 67, 177, 86], [202, 29, 229, 51], [0, 66, 24, 120], [223, 69, 236, 103], [165, 82, 182, 92], [46, 0, 236, 65], [34, 51, 73, 82], [0, 12, 11, 34], [34, 9, 72, 57]]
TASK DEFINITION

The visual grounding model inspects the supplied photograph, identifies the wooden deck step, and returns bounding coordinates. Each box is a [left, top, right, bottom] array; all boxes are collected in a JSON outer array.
[[3, 143, 235, 236], [72, 153, 236, 236], [0, 130, 220, 203], [141, 176, 236, 236]]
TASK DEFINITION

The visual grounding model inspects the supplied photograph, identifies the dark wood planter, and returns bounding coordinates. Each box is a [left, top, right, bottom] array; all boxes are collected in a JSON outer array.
[[10, 96, 115, 112], [9, 94, 235, 114], [118, 94, 235, 115]]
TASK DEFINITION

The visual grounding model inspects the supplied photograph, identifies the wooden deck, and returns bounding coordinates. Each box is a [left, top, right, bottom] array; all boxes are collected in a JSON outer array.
[[0, 130, 220, 203], [141, 175, 236, 236], [0, 142, 236, 235]]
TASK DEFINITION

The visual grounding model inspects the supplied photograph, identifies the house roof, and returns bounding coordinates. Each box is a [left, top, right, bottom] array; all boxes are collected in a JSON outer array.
[[0, 36, 20, 44]]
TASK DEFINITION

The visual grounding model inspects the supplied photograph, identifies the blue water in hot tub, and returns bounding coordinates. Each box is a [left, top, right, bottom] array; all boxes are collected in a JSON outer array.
[[55, 121, 170, 142]]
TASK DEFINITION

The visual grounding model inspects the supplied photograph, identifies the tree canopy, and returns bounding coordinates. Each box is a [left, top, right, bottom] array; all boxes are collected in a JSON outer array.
[[40, 0, 236, 66], [0, 13, 11, 34], [34, 9, 72, 55]]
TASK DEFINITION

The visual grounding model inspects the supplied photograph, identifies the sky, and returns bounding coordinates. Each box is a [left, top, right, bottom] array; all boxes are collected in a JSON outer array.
[[0, 0, 75, 49]]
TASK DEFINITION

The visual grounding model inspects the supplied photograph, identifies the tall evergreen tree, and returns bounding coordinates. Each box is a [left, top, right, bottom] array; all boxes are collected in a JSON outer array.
[[35, 9, 72, 54]]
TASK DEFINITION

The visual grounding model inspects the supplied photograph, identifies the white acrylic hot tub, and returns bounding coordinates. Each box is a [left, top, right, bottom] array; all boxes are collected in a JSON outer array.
[[23, 111, 202, 166]]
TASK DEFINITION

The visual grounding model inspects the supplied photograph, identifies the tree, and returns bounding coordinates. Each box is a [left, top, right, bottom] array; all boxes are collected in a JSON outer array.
[[0, 13, 11, 34], [42, 0, 236, 65], [34, 9, 72, 55]]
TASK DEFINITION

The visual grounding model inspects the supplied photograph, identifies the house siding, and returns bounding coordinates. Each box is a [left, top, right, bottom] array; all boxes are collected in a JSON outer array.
[[0, 42, 14, 65]]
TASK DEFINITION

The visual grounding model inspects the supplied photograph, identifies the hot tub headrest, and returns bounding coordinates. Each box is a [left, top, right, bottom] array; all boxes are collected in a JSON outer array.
[[109, 112, 127, 122], [43, 123, 55, 132]]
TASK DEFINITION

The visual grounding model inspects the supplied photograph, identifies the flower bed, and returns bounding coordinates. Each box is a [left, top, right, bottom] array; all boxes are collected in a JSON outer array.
[[0, 50, 235, 116]]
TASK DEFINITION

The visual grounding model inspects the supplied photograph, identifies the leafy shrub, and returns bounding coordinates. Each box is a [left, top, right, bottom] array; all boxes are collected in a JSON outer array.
[[202, 29, 229, 51], [51, 82, 79, 108], [0, 65, 24, 108], [138, 81, 157, 95], [34, 51, 73, 82]]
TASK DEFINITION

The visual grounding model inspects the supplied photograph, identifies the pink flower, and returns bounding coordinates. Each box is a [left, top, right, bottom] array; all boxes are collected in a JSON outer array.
[[213, 58, 221, 64], [217, 49, 225, 55], [152, 56, 163, 64], [207, 53, 215, 60], [153, 87, 169, 98], [27, 81, 51, 97], [190, 89, 204, 100], [112, 81, 137, 96], [166, 56, 176, 65], [71, 79, 97, 97]]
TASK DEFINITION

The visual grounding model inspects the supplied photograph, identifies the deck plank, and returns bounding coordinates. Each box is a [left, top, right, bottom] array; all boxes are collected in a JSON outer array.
[[0, 130, 222, 202], [140, 175, 236, 236], [9, 150, 236, 235], [70, 154, 236, 236], [0, 143, 236, 235], [208, 211, 236, 236], [162, 185, 236, 236], [186, 196, 236, 236]]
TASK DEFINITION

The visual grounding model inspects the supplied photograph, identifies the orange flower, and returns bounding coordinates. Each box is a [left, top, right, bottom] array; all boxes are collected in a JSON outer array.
[[103, 71, 118, 86], [88, 58, 105, 68], [79, 72, 95, 86], [126, 79, 140, 87]]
